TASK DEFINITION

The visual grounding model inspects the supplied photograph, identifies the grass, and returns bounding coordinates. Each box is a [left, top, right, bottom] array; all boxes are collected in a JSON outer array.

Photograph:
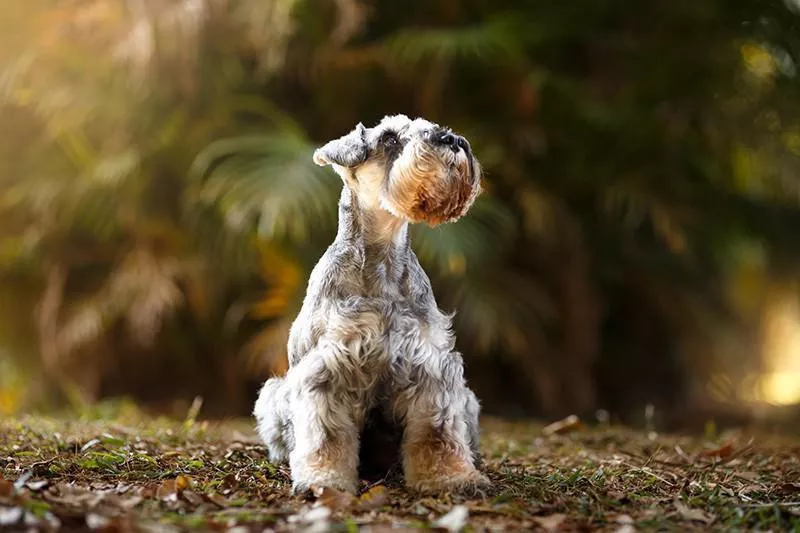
[[1, 403, 799, 532]]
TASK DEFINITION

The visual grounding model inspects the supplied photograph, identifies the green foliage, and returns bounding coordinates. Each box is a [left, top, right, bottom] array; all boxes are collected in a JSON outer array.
[[190, 131, 341, 243]]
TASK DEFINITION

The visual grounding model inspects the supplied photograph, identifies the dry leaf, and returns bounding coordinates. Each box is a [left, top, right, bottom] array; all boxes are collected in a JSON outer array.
[[175, 475, 190, 492], [119, 495, 144, 509], [220, 473, 239, 493], [156, 476, 190, 500], [736, 471, 760, 482], [433, 505, 469, 532], [614, 514, 634, 524], [156, 480, 177, 500], [0, 507, 23, 527], [674, 500, 715, 524], [533, 513, 567, 531], [13, 471, 32, 491], [357, 485, 389, 511], [614, 525, 636, 533], [81, 439, 101, 453], [287, 505, 332, 531], [85, 513, 111, 529], [542, 415, 582, 436], [0, 479, 14, 498], [26, 480, 49, 492], [312, 486, 355, 510], [180, 490, 204, 506], [699, 441, 734, 459], [779, 483, 800, 494], [202, 493, 227, 508]]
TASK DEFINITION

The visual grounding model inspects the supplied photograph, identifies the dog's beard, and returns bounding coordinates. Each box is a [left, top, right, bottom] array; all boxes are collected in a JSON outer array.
[[381, 138, 481, 226]]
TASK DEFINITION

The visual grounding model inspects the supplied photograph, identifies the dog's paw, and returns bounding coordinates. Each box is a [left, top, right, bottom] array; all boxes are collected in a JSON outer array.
[[291, 476, 358, 497], [407, 470, 491, 498]]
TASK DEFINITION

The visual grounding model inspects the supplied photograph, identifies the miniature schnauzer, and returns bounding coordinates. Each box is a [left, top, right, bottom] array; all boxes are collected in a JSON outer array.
[[253, 114, 489, 495]]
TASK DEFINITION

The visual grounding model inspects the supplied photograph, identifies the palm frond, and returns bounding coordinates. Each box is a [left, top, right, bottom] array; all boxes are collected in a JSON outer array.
[[0, 146, 146, 243], [58, 247, 188, 353], [182, 203, 260, 286], [411, 195, 516, 275], [242, 316, 292, 375], [381, 13, 529, 67], [442, 266, 556, 356], [189, 131, 340, 243], [228, 0, 301, 74], [601, 181, 691, 255]]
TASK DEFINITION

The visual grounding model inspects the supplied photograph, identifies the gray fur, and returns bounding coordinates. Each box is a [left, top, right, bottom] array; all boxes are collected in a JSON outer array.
[[312, 123, 369, 168], [253, 114, 488, 495]]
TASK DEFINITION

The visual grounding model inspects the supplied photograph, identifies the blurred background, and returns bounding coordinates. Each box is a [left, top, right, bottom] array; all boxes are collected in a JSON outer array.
[[1, 0, 800, 431]]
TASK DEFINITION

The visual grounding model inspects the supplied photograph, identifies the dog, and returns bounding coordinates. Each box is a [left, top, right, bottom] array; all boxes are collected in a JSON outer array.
[[253, 114, 489, 495]]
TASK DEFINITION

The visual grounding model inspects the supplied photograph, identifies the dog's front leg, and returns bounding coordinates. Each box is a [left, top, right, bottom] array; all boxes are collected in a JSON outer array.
[[395, 352, 490, 495], [287, 355, 361, 494]]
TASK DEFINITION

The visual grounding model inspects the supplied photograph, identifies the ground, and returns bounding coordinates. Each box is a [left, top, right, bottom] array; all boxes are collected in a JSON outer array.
[[1, 404, 799, 532]]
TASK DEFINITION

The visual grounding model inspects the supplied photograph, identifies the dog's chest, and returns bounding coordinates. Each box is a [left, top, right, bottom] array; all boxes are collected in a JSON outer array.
[[339, 294, 425, 348], [323, 294, 431, 380]]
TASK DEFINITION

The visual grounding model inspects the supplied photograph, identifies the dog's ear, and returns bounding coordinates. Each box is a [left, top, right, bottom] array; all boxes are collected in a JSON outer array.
[[313, 123, 368, 168]]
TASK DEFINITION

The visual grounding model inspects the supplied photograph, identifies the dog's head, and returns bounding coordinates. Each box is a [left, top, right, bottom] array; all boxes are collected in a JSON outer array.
[[313, 115, 482, 226]]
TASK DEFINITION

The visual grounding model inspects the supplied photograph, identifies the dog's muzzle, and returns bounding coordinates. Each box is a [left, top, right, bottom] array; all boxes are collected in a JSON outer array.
[[428, 129, 470, 155]]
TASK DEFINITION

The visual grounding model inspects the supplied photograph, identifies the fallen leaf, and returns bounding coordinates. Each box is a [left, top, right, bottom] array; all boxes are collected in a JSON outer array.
[[156, 480, 177, 500], [779, 483, 800, 494], [542, 415, 582, 436], [119, 495, 144, 509], [735, 471, 760, 482], [612, 514, 636, 533], [434, 505, 469, 532], [202, 493, 227, 508], [220, 473, 239, 493], [26, 480, 49, 492], [0, 507, 23, 527], [175, 475, 190, 492], [0, 479, 13, 498], [699, 441, 734, 459], [356, 485, 389, 511], [674, 500, 715, 524], [614, 514, 634, 524], [312, 486, 355, 510], [287, 505, 332, 533], [533, 513, 567, 531], [180, 489, 204, 507], [81, 439, 101, 453], [85, 513, 111, 529], [156, 477, 190, 500], [13, 471, 32, 491]]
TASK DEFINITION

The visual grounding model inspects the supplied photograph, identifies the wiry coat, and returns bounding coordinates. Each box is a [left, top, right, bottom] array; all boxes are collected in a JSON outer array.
[[253, 115, 488, 494]]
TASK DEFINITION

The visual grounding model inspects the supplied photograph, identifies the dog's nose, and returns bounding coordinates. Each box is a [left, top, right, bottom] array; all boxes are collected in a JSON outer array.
[[439, 132, 457, 146], [434, 131, 461, 152]]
